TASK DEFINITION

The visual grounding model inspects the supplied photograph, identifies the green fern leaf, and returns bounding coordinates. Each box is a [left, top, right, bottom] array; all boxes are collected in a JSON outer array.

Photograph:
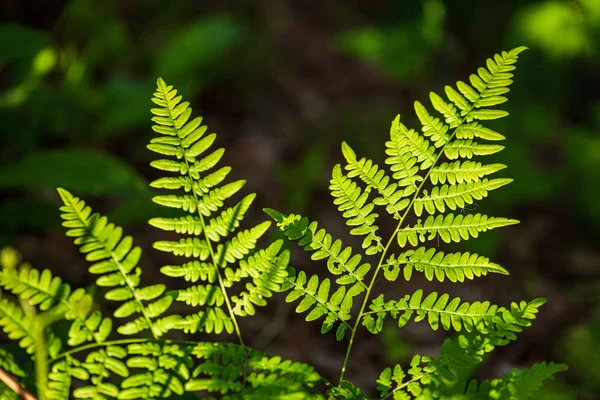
[[464, 362, 568, 399], [412, 178, 512, 216], [363, 290, 501, 334], [265, 211, 371, 290], [58, 188, 178, 338], [383, 247, 508, 283], [330, 164, 384, 254], [429, 161, 506, 185], [149, 78, 289, 333], [396, 213, 519, 247]]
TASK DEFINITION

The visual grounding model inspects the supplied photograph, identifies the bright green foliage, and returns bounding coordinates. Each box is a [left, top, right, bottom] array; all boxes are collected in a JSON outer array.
[[464, 362, 569, 399], [0, 78, 321, 400], [58, 188, 179, 338], [148, 78, 290, 334], [382, 247, 508, 283], [0, 49, 567, 400], [375, 299, 553, 399], [267, 46, 567, 398], [186, 342, 322, 398], [265, 210, 370, 341]]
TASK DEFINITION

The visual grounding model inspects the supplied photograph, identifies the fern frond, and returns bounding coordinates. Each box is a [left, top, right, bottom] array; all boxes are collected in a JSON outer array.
[[413, 178, 512, 216], [464, 362, 568, 399], [264, 210, 371, 290], [187, 343, 323, 397], [46, 360, 71, 400], [382, 247, 508, 282], [0, 262, 112, 348], [231, 242, 290, 317], [116, 343, 190, 399], [376, 297, 548, 399], [176, 307, 234, 334], [429, 161, 506, 185], [341, 142, 409, 219], [385, 115, 433, 184], [396, 213, 519, 247], [414, 100, 452, 146], [72, 346, 128, 399], [161, 260, 217, 283], [149, 78, 289, 333], [281, 269, 357, 341], [443, 139, 504, 160], [0, 294, 62, 358], [363, 290, 500, 334], [330, 164, 384, 255], [58, 188, 178, 338]]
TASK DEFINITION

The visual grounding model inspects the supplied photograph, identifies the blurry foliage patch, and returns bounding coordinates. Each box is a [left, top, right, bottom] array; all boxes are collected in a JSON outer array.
[[0, 23, 49, 66], [335, 0, 445, 81], [0, 149, 147, 196], [515, 0, 600, 59], [154, 16, 245, 91]]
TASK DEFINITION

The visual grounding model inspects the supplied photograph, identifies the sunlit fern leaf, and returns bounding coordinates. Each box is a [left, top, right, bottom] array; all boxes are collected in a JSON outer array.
[[264, 210, 371, 290], [57, 188, 179, 338], [464, 362, 568, 400], [176, 307, 234, 334], [414, 100, 452, 146], [186, 343, 247, 394], [429, 161, 506, 185], [376, 298, 549, 399], [385, 115, 433, 185], [341, 142, 409, 219], [396, 213, 519, 247], [363, 290, 502, 334], [281, 268, 358, 341], [174, 284, 225, 307], [412, 178, 512, 216], [0, 266, 69, 312], [72, 345, 128, 399], [382, 247, 508, 283], [231, 245, 290, 317], [161, 260, 217, 283], [329, 164, 384, 255], [149, 78, 289, 329], [0, 294, 62, 358], [46, 360, 71, 400], [326, 380, 366, 400], [443, 139, 504, 160], [117, 343, 190, 400], [149, 194, 256, 241], [187, 343, 323, 398], [455, 122, 505, 141], [0, 262, 112, 348]]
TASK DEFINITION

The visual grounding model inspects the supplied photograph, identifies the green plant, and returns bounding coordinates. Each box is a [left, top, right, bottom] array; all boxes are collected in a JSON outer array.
[[0, 46, 566, 399]]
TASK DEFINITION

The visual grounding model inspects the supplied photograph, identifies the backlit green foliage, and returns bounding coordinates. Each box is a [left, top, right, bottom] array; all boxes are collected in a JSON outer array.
[[266, 46, 567, 398], [0, 48, 566, 399], [0, 79, 321, 400]]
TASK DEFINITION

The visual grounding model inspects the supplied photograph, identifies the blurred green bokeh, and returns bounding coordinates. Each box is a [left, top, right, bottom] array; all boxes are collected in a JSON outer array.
[[1, 0, 599, 397]]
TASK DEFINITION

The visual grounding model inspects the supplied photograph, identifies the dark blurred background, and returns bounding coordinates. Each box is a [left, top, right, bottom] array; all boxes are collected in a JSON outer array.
[[1, 0, 599, 398]]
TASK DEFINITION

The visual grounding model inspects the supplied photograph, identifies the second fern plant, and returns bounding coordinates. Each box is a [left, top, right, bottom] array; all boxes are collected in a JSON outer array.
[[0, 46, 567, 399], [266, 46, 567, 399]]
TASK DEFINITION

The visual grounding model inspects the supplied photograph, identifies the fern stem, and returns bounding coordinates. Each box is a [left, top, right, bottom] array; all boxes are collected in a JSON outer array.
[[338, 131, 459, 385], [33, 323, 47, 400], [0, 367, 37, 400]]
